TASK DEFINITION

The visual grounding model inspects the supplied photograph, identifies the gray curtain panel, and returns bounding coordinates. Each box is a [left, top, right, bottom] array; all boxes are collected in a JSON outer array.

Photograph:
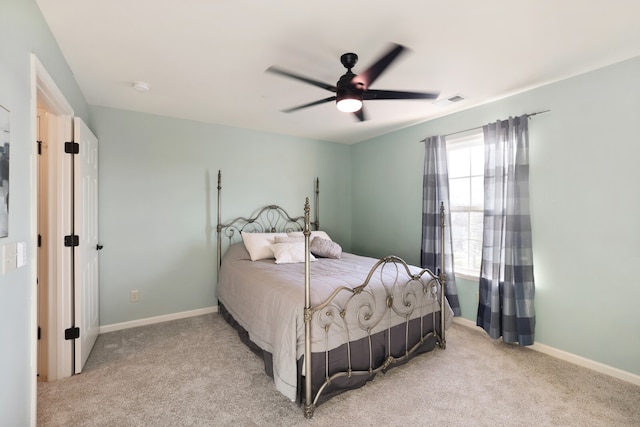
[[421, 136, 460, 316], [477, 116, 536, 345]]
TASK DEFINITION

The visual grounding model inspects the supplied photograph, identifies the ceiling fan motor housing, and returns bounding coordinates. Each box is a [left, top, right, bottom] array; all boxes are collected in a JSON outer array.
[[336, 70, 363, 112]]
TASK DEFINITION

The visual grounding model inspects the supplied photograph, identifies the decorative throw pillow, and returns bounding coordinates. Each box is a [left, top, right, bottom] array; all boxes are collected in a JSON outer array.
[[271, 242, 316, 264], [310, 237, 342, 259], [287, 230, 332, 241], [241, 232, 287, 261]]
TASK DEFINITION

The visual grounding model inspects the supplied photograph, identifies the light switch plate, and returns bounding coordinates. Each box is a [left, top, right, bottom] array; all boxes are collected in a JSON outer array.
[[16, 242, 27, 268], [2, 242, 17, 274]]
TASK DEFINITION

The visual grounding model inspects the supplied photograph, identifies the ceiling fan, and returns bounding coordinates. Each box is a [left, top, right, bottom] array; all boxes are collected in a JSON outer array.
[[266, 43, 439, 121]]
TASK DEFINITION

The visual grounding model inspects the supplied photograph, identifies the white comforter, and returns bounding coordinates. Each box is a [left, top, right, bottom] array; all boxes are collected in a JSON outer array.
[[216, 243, 453, 401]]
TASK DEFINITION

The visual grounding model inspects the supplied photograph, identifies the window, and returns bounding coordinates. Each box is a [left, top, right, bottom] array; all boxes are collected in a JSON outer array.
[[447, 132, 484, 278]]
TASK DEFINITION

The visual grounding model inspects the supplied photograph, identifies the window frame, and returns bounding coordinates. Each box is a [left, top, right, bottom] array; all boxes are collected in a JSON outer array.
[[446, 131, 484, 280]]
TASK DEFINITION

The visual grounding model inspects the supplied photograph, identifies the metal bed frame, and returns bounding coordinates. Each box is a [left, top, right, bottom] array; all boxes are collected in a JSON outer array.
[[301, 197, 447, 418], [215, 170, 319, 275], [216, 171, 447, 419]]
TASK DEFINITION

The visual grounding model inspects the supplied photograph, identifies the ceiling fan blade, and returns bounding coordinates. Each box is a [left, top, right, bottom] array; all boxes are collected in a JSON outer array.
[[266, 66, 337, 92], [282, 96, 337, 113], [352, 43, 406, 89], [363, 89, 439, 100]]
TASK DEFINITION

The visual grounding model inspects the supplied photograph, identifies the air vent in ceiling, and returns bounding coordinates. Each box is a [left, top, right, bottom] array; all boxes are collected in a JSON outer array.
[[434, 94, 466, 107]]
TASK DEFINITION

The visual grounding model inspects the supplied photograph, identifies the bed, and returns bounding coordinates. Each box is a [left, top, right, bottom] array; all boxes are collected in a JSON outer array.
[[215, 171, 453, 418]]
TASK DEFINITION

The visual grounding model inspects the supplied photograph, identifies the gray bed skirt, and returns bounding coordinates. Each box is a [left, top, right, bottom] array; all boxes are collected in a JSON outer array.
[[219, 302, 438, 407]]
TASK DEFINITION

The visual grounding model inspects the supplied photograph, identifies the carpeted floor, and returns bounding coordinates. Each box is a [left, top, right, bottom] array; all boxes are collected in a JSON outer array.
[[37, 314, 640, 426]]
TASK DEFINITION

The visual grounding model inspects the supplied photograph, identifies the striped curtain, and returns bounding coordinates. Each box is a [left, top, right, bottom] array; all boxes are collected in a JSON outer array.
[[477, 116, 536, 345], [421, 136, 460, 316]]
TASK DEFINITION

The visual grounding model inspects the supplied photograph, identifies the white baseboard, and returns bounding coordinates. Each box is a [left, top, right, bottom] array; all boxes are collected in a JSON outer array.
[[452, 317, 640, 386], [99, 306, 218, 334], [452, 316, 477, 329]]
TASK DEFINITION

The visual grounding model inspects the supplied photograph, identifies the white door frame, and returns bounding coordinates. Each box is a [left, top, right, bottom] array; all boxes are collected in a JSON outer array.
[[30, 55, 75, 414]]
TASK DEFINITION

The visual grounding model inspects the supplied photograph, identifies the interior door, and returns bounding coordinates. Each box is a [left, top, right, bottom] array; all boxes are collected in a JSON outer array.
[[73, 117, 99, 373]]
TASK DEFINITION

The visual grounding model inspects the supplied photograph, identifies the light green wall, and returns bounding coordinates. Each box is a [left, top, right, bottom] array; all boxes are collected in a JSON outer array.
[[3, 1, 639, 423], [0, 0, 90, 424], [90, 106, 351, 326], [351, 56, 640, 376]]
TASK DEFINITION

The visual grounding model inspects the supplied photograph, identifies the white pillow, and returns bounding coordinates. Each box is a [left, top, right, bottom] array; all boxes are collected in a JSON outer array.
[[271, 242, 316, 264], [287, 230, 332, 241], [241, 232, 287, 261], [273, 235, 305, 243]]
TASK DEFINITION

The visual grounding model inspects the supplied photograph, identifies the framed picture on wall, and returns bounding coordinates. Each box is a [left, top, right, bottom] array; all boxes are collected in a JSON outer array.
[[0, 104, 9, 238]]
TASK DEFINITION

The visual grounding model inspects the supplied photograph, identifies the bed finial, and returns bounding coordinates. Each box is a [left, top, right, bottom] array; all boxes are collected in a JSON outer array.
[[304, 197, 311, 233], [314, 178, 320, 230], [216, 170, 223, 274]]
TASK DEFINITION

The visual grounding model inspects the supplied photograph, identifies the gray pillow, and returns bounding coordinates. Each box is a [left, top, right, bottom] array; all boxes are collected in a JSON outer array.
[[310, 237, 342, 259]]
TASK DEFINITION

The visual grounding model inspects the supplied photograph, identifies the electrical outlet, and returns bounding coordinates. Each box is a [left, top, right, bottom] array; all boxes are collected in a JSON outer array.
[[130, 290, 139, 302]]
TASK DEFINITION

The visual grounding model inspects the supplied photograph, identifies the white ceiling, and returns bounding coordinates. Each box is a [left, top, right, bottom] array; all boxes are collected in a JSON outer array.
[[36, 0, 640, 144]]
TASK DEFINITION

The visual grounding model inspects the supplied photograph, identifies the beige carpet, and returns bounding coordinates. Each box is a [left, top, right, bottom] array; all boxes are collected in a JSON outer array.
[[38, 314, 639, 426]]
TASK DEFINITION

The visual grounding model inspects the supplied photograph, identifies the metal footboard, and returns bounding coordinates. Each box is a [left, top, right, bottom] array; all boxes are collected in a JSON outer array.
[[302, 199, 447, 418]]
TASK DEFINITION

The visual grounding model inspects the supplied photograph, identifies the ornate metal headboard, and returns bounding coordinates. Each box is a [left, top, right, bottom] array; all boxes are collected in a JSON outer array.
[[216, 170, 319, 271]]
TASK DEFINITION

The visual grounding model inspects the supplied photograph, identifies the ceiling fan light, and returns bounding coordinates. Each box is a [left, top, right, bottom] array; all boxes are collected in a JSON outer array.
[[336, 98, 362, 113]]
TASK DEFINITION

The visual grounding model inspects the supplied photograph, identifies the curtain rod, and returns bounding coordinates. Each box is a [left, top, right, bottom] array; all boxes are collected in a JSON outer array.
[[419, 109, 550, 142]]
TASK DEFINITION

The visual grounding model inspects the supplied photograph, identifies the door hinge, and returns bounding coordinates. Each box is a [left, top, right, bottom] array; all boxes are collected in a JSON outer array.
[[64, 141, 79, 154], [64, 234, 79, 247], [38, 327, 41, 340], [37, 140, 42, 155], [64, 327, 80, 340], [38, 234, 42, 248]]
